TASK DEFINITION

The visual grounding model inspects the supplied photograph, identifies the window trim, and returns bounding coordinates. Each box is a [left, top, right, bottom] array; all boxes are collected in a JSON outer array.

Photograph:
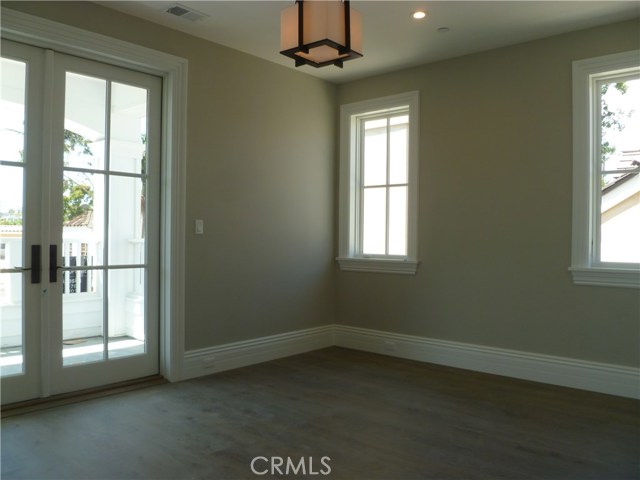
[[337, 91, 419, 274], [570, 50, 640, 288]]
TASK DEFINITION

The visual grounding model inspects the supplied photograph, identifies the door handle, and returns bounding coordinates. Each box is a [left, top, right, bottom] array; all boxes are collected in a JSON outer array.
[[31, 244, 41, 284], [50, 244, 58, 283]]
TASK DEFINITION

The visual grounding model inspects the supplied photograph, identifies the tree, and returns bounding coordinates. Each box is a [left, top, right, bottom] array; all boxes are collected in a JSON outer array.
[[601, 82, 630, 165], [62, 130, 94, 223], [62, 179, 93, 222], [64, 130, 93, 157], [0, 130, 95, 225]]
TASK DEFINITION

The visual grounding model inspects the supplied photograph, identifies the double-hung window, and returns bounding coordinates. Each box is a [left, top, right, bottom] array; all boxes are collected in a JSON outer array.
[[337, 92, 419, 274], [571, 51, 640, 287]]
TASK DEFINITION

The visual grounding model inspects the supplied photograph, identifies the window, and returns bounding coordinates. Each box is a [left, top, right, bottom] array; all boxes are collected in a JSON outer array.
[[571, 51, 640, 288], [337, 92, 419, 274]]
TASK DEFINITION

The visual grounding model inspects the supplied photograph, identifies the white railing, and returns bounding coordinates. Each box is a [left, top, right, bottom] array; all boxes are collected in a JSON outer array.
[[62, 239, 98, 296], [1, 233, 144, 347]]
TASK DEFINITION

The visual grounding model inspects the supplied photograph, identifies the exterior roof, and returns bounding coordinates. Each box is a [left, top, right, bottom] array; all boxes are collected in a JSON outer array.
[[603, 149, 640, 193], [63, 210, 93, 228]]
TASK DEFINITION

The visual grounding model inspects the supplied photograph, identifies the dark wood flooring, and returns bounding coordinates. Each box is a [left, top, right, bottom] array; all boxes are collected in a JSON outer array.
[[1, 347, 638, 479]]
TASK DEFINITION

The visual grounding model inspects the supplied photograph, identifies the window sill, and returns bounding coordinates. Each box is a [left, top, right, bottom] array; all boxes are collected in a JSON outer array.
[[569, 266, 640, 288], [337, 257, 419, 275]]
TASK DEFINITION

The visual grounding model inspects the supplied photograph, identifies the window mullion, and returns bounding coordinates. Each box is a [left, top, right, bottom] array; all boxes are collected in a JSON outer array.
[[593, 79, 604, 266], [103, 80, 112, 360], [385, 118, 391, 256], [357, 118, 365, 256]]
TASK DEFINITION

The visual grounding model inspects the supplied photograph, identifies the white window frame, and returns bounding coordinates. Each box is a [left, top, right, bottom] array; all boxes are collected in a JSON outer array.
[[570, 50, 640, 288], [337, 91, 419, 274]]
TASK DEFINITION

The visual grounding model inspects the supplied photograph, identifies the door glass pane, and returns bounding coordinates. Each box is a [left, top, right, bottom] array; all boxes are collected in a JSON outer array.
[[108, 268, 145, 359], [62, 269, 104, 366], [363, 119, 387, 186], [108, 176, 145, 265], [110, 82, 147, 174], [363, 187, 386, 255], [62, 170, 103, 366], [0, 272, 23, 376], [63, 170, 101, 244], [388, 186, 408, 256], [0, 165, 24, 236], [389, 116, 408, 185], [0, 58, 26, 163], [64, 73, 106, 170], [0, 165, 24, 376], [62, 73, 107, 367]]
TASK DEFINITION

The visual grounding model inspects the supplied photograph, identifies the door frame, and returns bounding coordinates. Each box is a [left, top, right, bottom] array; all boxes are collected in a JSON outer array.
[[1, 7, 187, 383]]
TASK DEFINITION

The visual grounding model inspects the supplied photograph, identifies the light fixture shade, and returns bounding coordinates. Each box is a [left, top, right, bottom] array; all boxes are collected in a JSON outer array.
[[280, 0, 363, 68]]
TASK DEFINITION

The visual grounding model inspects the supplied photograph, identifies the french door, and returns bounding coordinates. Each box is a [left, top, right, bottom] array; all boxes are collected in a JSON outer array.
[[1, 40, 161, 404]]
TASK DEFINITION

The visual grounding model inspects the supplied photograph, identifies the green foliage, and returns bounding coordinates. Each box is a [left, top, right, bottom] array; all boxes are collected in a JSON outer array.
[[0, 209, 22, 225], [2, 130, 95, 225], [64, 130, 93, 157], [62, 129, 94, 222], [601, 82, 630, 164], [62, 179, 93, 222]]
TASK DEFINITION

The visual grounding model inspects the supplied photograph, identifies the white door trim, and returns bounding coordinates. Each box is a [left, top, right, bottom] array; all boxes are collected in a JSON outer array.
[[1, 7, 188, 382]]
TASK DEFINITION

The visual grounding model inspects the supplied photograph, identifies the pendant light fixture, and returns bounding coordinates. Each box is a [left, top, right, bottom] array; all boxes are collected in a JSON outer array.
[[280, 0, 363, 68]]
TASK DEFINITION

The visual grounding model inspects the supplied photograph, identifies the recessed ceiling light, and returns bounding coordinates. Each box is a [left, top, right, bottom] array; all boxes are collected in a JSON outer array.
[[412, 11, 427, 20]]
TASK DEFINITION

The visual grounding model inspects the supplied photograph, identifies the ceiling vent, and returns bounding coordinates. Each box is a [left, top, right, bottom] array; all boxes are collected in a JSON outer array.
[[165, 4, 208, 22]]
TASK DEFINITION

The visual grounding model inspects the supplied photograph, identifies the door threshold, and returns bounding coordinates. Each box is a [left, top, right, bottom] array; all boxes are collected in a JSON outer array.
[[1, 375, 167, 418]]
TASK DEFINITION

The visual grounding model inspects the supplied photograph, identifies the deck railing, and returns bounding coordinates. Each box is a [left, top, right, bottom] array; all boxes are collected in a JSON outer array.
[[62, 240, 98, 296]]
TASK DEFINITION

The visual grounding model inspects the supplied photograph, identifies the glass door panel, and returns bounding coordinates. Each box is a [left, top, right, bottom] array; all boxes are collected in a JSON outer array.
[[1, 41, 160, 404], [59, 67, 153, 367], [0, 56, 27, 377], [107, 268, 145, 358], [0, 58, 26, 162], [0, 167, 25, 376], [0, 40, 45, 405], [109, 176, 145, 264], [50, 52, 160, 394]]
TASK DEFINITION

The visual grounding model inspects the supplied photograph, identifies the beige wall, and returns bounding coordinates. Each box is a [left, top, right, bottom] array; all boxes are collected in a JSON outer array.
[[336, 19, 640, 367], [4, 3, 639, 368], [5, 2, 337, 350]]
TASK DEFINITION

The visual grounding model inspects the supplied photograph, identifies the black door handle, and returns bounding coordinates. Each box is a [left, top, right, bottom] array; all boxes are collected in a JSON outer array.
[[50, 244, 58, 283], [31, 244, 41, 284]]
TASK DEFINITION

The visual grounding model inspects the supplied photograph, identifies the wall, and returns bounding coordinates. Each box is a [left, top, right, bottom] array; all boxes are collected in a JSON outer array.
[[5, 1, 337, 350], [336, 19, 640, 367], [4, 3, 639, 370]]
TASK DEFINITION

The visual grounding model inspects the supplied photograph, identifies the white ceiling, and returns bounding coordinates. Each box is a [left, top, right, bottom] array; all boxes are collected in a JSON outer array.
[[96, 1, 640, 84]]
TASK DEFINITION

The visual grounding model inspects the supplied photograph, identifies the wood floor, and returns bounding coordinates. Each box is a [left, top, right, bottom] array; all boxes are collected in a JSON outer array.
[[2, 347, 638, 479]]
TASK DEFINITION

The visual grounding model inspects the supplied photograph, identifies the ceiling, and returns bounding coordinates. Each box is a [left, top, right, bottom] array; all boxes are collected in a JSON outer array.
[[97, 1, 640, 84]]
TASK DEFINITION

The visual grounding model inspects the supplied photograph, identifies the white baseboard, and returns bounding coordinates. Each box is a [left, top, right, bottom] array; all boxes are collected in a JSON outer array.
[[181, 324, 639, 399], [333, 325, 640, 399], [182, 325, 334, 380]]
